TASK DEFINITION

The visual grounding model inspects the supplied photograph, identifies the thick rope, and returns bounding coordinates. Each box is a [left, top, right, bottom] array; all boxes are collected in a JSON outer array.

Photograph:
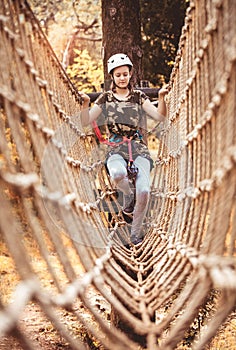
[[0, 0, 235, 349]]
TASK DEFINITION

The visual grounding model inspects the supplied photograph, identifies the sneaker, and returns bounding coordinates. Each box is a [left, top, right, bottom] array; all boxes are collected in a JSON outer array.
[[130, 230, 144, 245], [123, 196, 135, 215], [131, 237, 143, 245]]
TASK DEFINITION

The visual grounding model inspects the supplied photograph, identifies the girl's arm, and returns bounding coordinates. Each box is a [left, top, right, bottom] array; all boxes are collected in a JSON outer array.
[[79, 92, 102, 127], [142, 85, 169, 122]]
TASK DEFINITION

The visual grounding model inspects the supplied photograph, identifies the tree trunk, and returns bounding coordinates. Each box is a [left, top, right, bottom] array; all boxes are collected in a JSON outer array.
[[101, 2, 148, 347], [109, 262, 151, 349], [101, 0, 143, 87]]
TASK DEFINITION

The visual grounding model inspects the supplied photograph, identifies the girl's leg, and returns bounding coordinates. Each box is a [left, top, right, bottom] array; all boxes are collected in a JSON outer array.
[[130, 156, 151, 242], [106, 154, 134, 208]]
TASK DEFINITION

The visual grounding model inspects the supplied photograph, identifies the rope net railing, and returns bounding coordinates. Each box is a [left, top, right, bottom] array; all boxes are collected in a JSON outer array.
[[0, 0, 235, 349]]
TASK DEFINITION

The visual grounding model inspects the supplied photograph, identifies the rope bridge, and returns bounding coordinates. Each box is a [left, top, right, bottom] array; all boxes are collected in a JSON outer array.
[[0, 0, 235, 349]]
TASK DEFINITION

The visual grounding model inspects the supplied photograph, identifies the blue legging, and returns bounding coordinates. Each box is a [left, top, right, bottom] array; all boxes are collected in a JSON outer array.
[[106, 154, 151, 240]]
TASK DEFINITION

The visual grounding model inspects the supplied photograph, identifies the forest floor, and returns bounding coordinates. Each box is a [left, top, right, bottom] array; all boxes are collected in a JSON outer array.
[[0, 205, 235, 350], [0, 300, 235, 350], [0, 235, 110, 350], [0, 290, 110, 350]]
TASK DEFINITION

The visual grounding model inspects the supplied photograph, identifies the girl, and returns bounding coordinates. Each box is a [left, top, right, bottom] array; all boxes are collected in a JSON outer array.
[[80, 53, 168, 246]]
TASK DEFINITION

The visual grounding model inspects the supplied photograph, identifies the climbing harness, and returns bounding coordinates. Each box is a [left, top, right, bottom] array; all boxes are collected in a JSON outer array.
[[92, 121, 139, 182]]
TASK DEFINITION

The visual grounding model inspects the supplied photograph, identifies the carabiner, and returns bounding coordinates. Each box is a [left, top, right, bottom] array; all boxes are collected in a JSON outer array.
[[127, 161, 138, 181]]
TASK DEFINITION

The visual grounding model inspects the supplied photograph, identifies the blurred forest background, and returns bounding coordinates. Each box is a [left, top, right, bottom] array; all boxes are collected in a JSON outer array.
[[28, 0, 189, 92]]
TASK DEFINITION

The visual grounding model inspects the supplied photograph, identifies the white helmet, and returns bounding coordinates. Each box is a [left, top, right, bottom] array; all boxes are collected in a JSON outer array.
[[107, 53, 133, 74]]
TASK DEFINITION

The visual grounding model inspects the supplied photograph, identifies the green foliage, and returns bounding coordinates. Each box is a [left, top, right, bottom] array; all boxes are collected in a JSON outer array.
[[28, 0, 101, 33], [66, 49, 103, 92], [140, 0, 190, 85], [29, 0, 188, 89]]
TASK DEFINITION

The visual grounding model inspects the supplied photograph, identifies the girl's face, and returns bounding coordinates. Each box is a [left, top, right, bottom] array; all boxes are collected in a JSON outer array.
[[113, 65, 131, 89]]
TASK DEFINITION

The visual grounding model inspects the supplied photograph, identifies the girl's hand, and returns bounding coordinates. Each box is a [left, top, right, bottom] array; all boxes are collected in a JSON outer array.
[[158, 85, 169, 99], [79, 91, 90, 108]]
